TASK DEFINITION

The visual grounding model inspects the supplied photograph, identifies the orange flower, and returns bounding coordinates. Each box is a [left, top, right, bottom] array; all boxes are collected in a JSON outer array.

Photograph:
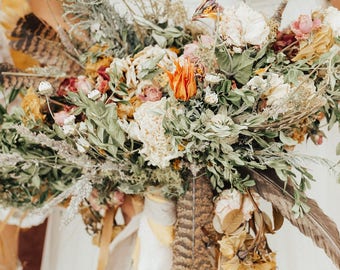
[[165, 59, 197, 101]]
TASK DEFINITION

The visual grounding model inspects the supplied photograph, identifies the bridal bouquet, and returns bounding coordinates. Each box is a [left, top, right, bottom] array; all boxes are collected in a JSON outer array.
[[0, 0, 339, 269]]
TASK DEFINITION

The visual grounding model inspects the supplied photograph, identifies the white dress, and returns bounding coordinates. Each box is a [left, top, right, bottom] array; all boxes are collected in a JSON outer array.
[[38, 1, 339, 270]]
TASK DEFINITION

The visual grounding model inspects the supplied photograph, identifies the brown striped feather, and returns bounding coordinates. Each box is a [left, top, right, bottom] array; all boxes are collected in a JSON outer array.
[[172, 170, 218, 270]]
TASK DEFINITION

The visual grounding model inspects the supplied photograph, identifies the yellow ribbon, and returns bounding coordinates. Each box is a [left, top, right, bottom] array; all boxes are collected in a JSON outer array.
[[0, 209, 27, 270], [97, 207, 117, 270]]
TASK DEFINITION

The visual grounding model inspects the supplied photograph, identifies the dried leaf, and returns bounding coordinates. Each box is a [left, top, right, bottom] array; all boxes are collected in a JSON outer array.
[[272, 206, 284, 231], [262, 212, 274, 234], [222, 209, 244, 234]]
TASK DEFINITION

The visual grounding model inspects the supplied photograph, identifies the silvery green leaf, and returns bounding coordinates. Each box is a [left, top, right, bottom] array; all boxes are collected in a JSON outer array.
[[32, 174, 41, 188], [279, 131, 297, 146]]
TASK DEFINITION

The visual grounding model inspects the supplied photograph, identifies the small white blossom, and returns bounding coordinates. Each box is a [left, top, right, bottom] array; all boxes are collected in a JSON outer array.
[[38, 81, 53, 95], [78, 122, 88, 132], [205, 74, 223, 84], [76, 137, 90, 153], [265, 74, 291, 107], [87, 89, 101, 100], [204, 88, 219, 104], [62, 115, 76, 135]]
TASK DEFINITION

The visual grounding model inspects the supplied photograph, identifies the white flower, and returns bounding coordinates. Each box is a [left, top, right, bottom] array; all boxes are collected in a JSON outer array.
[[204, 91, 219, 105], [87, 89, 101, 100], [265, 74, 291, 107], [218, 3, 270, 47], [213, 189, 259, 233], [38, 81, 53, 95], [323, 7, 340, 37], [121, 98, 182, 168], [62, 115, 76, 135], [205, 74, 223, 84], [246, 76, 266, 90], [76, 137, 90, 153]]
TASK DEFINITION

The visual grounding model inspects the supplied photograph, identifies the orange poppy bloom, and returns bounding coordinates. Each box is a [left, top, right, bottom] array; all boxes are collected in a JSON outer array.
[[165, 59, 197, 101]]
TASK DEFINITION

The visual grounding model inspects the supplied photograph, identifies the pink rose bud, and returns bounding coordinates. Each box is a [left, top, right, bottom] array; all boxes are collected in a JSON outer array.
[[54, 110, 70, 126], [139, 85, 162, 102], [75, 75, 93, 94], [291, 15, 317, 40]]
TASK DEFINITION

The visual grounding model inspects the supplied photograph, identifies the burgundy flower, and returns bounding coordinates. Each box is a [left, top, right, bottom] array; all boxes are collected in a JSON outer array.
[[57, 77, 78, 96], [97, 66, 110, 81], [96, 66, 110, 93]]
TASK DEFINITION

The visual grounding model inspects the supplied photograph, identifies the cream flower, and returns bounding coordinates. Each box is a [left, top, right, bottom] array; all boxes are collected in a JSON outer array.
[[204, 87, 218, 104], [218, 3, 270, 47], [62, 115, 76, 135], [264, 74, 291, 107], [213, 189, 259, 233], [323, 7, 340, 37], [119, 98, 182, 168]]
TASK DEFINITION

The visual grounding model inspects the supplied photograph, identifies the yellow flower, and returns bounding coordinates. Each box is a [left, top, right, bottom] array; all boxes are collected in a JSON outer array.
[[85, 44, 113, 79], [21, 87, 45, 121], [292, 26, 334, 62], [165, 59, 197, 101]]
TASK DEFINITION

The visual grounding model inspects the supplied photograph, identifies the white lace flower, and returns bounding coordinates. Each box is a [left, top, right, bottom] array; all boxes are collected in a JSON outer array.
[[120, 98, 182, 168]]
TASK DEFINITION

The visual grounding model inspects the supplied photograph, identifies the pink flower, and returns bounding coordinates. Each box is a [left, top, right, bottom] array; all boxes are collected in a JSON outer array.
[[54, 110, 70, 126], [291, 15, 321, 40], [75, 75, 93, 94], [183, 43, 199, 62], [200, 35, 214, 48], [138, 84, 162, 102]]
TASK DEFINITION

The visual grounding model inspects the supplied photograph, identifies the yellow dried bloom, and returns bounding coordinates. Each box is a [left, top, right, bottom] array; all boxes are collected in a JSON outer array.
[[21, 87, 45, 121], [85, 44, 113, 79], [292, 26, 334, 63], [219, 231, 247, 260]]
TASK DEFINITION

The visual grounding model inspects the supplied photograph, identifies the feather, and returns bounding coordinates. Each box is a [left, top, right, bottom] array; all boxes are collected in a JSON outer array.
[[0, 63, 62, 91], [172, 170, 218, 270], [242, 167, 340, 269], [9, 13, 83, 76], [271, 0, 288, 23]]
